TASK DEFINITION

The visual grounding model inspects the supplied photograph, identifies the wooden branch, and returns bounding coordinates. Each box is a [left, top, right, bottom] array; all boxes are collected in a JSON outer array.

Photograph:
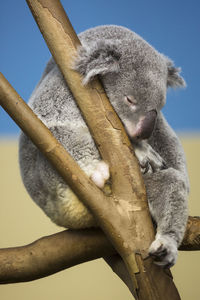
[[23, 1, 173, 297], [179, 216, 200, 251], [25, 0, 154, 255], [0, 217, 199, 287], [0, 229, 115, 284], [0, 0, 185, 298]]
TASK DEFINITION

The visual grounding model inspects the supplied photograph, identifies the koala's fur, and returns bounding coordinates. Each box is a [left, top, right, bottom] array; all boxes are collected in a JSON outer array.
[[19, 25, 189, 268]]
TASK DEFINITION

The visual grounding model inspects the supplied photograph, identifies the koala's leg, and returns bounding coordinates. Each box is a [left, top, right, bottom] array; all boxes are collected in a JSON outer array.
[[144, 168, 188, 267], [19, 123, 109, 229]]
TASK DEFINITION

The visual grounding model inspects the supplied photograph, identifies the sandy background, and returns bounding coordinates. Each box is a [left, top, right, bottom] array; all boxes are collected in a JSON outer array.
[[0, 138, 200, 300]]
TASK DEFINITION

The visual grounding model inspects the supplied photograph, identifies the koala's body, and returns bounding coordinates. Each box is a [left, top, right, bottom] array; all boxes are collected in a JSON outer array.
[[19, 25, 189, 268]]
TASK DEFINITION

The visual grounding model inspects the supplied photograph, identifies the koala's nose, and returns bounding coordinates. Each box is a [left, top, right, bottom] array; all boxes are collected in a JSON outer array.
[[134, 110, 157, 140]]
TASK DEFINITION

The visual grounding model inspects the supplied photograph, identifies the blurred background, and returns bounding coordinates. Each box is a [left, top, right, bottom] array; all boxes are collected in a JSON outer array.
[[0, 0, 200, 299]]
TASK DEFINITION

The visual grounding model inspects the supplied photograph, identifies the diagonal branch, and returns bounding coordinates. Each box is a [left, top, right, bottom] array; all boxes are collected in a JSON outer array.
[[24, 1, 155, 294]]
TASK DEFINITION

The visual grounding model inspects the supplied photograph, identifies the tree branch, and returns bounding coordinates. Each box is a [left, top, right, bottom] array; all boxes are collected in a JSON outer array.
[[0, 217, 199, 286], [24, 3, 179, 297], [0, 229, 114, 284], [179, 216, 200, 250]]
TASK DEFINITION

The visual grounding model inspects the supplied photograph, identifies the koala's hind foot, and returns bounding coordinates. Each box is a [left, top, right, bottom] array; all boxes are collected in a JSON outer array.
[[148, 234, 178, 268], [90, 161, 110, 188], [134, 141, 166, 174]]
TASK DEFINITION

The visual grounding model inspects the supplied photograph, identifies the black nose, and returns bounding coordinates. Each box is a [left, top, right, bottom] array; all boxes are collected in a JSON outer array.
[[135, 110, 157, 140]]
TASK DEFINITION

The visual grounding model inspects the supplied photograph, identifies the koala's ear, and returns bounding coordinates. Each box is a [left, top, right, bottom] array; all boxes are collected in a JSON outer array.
[[73, 40, 121, 85], [167, 60, 186, 88]]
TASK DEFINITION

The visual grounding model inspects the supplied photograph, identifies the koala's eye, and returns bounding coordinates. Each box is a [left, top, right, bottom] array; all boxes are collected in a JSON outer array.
[[124, 95, 138, 111]]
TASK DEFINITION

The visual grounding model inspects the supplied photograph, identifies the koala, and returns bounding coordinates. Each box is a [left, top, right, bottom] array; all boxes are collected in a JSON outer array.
[[19, 25, 189, 268]]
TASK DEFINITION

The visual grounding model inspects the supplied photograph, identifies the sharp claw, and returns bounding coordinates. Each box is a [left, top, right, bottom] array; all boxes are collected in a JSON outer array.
[[143, 161, 150, 174], [141, 161, 153, 174], [149, 247, 167, 258], [162, 160, 168, 170], [153, 245, 167, 255], [135, 142, 167, 174], [149, 235, 177, 268]]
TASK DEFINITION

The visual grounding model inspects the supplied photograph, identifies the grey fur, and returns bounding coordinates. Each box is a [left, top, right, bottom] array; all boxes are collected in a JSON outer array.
[[19, 25, 189, 267]]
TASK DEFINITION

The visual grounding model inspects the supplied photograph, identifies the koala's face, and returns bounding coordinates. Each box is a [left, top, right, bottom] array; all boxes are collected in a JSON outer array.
[[77, 26, 185, 140], [99, 39, 169, 140]]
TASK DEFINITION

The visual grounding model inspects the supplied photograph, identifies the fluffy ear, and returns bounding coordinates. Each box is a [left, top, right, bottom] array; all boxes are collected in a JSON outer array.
[[73, 40, 121, 85], [167, 60, 186, 88]]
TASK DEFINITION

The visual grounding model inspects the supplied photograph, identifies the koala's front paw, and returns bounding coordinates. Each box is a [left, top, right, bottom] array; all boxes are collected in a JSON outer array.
[[148, 234, 178, 268], [90, 161, 110, 188], [134, 141, 166, 174]]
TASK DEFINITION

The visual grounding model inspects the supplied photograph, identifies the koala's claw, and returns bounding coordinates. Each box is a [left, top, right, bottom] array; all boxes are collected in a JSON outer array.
[[134, 141, 167, 174], [148, 234, 178, 268], [140, 160, 151, 174]]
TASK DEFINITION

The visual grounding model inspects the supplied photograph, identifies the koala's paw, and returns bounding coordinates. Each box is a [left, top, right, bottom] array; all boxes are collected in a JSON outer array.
[[134, 142, 166, 174], [148, 234, 178, 268], [90, 161, 110, 188]]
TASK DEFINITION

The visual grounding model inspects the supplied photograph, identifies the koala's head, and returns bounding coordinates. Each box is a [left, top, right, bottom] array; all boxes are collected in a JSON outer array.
[[76, 26, 185, 141]]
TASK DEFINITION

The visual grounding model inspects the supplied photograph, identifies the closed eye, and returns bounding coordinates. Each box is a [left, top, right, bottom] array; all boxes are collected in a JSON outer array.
[[124, 95, 138, 111]]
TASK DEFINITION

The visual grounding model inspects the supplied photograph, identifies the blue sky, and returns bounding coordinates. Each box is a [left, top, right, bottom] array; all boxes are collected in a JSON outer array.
[[1, 0, 200, 136]]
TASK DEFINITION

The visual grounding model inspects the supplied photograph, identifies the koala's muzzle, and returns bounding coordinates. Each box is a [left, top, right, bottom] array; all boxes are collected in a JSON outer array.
[[125, 110, 157, 140], [135, 109, 157, 140]]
